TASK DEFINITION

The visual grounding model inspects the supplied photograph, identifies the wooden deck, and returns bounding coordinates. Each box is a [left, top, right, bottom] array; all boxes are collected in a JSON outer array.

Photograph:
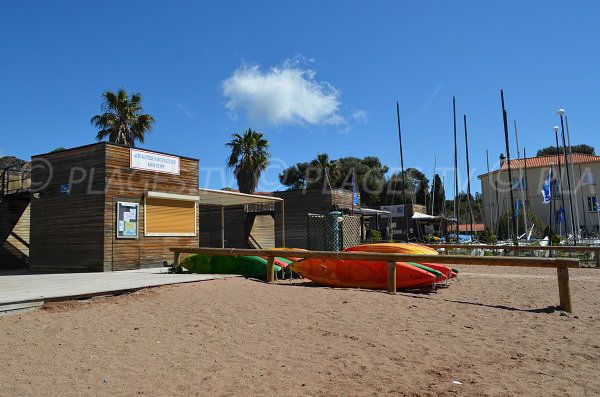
[[0, 268, 237, 315]]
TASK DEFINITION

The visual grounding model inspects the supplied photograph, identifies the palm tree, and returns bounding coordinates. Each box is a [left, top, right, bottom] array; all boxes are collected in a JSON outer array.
[[226, 129, 270, 194], [91, 88, 155, 147], [308, 153, 340, 189]]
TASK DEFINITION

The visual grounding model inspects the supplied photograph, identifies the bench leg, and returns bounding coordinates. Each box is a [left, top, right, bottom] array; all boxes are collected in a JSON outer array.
[[557, 267, 572, 313], [387, 261, 396, 294]]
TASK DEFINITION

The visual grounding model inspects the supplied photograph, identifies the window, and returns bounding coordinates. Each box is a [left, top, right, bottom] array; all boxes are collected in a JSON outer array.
[[512, 177, 527, 191], [587, 196, 599, 212], [581, 170, 596, 185], [145, 197, 197, 236]]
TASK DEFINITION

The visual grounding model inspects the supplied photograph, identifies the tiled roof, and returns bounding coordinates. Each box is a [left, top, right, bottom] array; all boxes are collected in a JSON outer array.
[[479, 153, 600, 178]]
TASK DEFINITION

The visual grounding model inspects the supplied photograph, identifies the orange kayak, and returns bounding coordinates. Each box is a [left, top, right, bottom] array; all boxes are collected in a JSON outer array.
[[344, 243, 455, 280], [290, 258, 435, 289]]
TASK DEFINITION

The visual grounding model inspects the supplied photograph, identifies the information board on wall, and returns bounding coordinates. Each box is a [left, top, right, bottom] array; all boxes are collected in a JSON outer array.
[[116, 202, 139, 239], [130, 148, 180, 175]]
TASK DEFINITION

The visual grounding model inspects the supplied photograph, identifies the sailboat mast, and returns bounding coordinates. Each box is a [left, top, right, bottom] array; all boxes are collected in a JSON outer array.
[[453, 97, 459, 240], [396, 102, 408, 241], [501, 90, 517, 244], [514, 120, 528, 238], [463, 114, 474, 238]]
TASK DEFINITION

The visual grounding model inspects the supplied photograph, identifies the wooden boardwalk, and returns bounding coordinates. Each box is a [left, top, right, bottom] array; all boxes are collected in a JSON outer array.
[[0, 268, 237, 315]]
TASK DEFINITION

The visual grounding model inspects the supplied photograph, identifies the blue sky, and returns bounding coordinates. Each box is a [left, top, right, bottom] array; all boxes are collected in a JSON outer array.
[[1, 1, 598, 195]]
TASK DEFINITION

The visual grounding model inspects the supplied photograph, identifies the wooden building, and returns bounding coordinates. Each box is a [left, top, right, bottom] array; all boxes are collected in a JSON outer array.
[[273, 188, 354, 248], [29, 143, 199, 272], [1, 166, 31, 269]]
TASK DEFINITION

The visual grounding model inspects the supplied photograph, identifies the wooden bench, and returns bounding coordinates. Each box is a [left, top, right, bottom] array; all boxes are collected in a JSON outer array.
[[170, 247, 580, 313]]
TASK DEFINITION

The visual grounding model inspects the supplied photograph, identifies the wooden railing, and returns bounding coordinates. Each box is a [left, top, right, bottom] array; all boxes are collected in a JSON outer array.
[[169, 247, 580, 313], [1, 167, 31, 198], [423, 243, 600, 267]]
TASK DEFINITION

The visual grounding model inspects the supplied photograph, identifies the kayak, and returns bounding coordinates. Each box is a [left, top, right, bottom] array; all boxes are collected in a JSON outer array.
[[290, 258, 435, 289], [344, 243, 455, 282], [181, 254, 282, 278]]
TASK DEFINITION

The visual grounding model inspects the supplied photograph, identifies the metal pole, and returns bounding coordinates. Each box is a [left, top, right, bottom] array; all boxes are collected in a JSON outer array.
[[281, 200, 286, 247], [453, 97, 459, 241], [558, 111, 577, 245], [221, 206, 225, 248], [463, 114, 474, 238], [486, 150, 493, 232], [549, 163, 554, 254], [500, 90, 517, 245], [524, 147, 531, 239], [565, 116, 581, 239], [554, 127, 567, 237], [514, 121, 528, 237], [396, 102, 408, 241], [431, 156, 437, 216]]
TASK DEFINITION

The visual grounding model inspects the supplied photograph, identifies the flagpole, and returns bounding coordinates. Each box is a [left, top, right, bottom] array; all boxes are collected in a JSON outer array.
[[396, 102, 408, 241], [553, 126, 567, 237], [548, 164, 554, 255]]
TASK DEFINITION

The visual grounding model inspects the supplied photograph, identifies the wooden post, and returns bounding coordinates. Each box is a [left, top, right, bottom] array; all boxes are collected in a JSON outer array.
[[557, 267, 572, 313], [387, 261, 396, 294], [174, 252, 181, 266], [266, 256, 275, 283], [596, 250, 600, 268]]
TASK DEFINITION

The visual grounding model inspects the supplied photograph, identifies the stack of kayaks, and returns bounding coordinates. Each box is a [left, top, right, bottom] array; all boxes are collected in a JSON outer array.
[[290, 243, 457, 290]]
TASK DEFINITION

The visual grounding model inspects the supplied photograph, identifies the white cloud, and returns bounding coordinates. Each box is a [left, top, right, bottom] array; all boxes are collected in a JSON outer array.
[[352, 110, 368, 124], [222, 59, 344, 126]]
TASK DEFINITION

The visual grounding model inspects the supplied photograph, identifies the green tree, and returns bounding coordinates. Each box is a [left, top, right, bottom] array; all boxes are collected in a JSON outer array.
[[444, 192, 483, 224], [226, 128, 270, 194], [335, 156, 388, 207], [430, 174, 445, 215], [536, 144, 595, 156], [307, 153, 340, 189], [279, 162, 310, 189], [496, 209, 547, 241], [415, 178, 429, 206], [91, 88, 155, 147]]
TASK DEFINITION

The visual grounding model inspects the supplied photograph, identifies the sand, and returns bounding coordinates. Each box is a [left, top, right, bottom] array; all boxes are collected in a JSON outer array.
[[1, 266, 599, 397]]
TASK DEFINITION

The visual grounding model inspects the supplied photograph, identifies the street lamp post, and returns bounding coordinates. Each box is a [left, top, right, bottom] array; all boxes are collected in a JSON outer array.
[[557, 109, 577, 245], [553, 125, 567, 236]]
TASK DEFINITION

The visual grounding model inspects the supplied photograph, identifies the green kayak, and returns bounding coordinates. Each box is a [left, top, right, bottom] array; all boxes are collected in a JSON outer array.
[[182, 254, 282, 278]]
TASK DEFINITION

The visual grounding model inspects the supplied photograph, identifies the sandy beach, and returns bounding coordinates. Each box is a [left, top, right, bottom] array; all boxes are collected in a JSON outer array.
[[1, 266, 599, 397]]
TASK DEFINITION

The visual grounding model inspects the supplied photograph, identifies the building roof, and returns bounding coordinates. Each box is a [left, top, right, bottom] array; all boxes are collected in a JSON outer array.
[[198, 188, 283, 207], [478, 153, 600, 179]]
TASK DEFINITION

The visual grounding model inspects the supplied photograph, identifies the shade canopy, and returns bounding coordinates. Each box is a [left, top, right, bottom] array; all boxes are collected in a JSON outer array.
[[198, 188, 283, 207]]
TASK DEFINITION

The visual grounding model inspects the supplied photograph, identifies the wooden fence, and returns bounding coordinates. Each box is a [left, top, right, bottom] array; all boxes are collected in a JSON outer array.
[[170, 247, 579, 313], [424, 243, 600, 267]]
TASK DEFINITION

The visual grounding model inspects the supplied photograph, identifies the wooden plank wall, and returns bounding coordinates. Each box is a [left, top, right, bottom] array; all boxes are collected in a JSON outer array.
[[30, 143, 200, 272], [0, 198, 30, 269], [30, 145, 106, 272], [197, 206, 246, 248], [104, 144, 199, 270], [273, 188, 353, 248], [250, 214, 275, 248]]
